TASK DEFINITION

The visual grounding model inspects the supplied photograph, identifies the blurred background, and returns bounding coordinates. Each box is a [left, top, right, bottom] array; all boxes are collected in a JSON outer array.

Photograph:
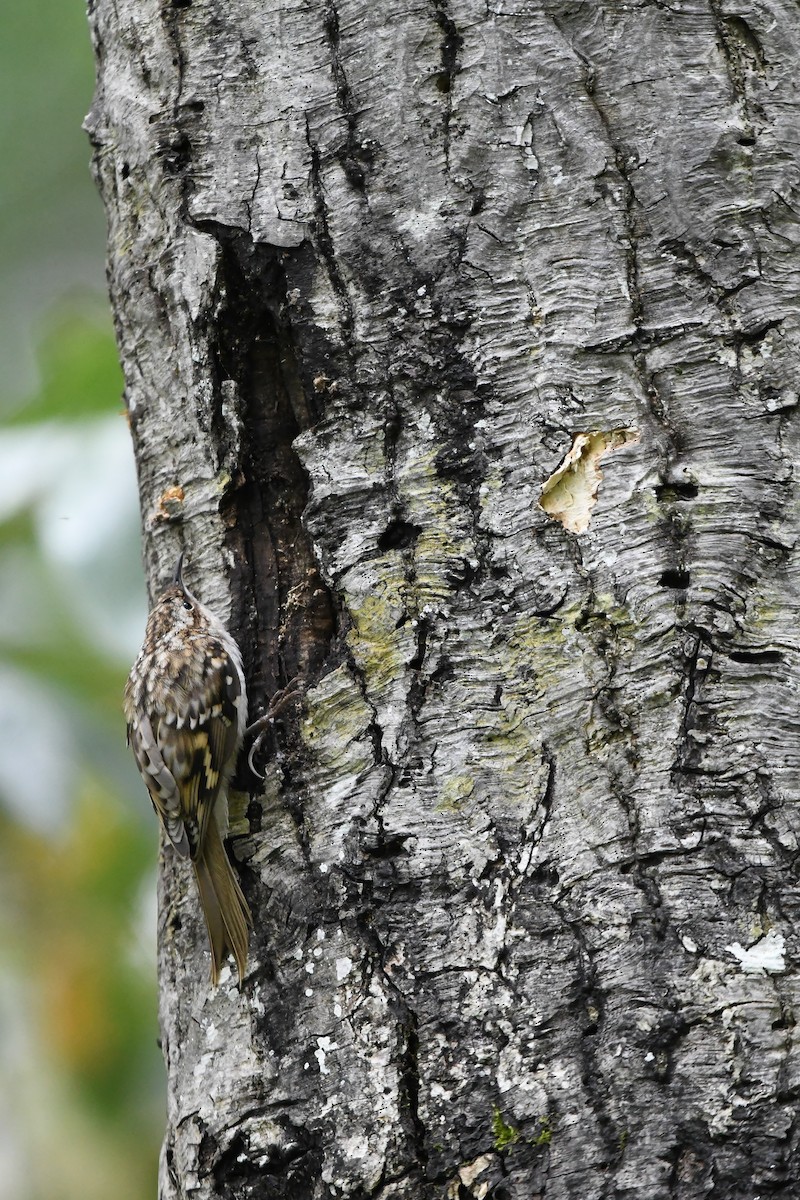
[[1, 4, 162, 1198]]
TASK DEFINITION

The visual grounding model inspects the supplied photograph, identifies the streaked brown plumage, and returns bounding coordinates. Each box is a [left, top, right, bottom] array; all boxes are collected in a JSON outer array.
[[124, 555, 250, 985]]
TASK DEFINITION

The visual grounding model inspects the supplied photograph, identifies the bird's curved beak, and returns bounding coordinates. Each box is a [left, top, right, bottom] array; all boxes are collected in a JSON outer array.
[[173, 552, 185, 586]]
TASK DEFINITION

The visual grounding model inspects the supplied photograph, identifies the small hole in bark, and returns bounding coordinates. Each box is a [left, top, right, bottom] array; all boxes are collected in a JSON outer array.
[[655, 481, 698, 501], [429, 657, 454, 685], [434, 71, 451, 93], [246, 799, 263, 832], [531, 865, 559, 886], [120, 162, 130, 179], [729, 649, 783, 664], [160, 133, 192, 172], [470, 189, 486, 216], [362, 832, 411, 858], [738, 135, 756, 146], [378, 518, 422, 551], [409, 620, 429, 671], [446, 559, 479, 590], [659, 569, 690, 589], [173, 0, 192, 6]]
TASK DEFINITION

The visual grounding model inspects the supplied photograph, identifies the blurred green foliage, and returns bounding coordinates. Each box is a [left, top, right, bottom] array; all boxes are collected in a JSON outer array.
[[6, 311, 125, 426], [0, 314, 163, 1200], [0, 2, 164, 1197]]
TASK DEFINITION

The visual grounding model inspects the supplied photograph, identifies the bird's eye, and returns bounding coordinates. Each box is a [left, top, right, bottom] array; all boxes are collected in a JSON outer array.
[[182, 600, 192, 611]]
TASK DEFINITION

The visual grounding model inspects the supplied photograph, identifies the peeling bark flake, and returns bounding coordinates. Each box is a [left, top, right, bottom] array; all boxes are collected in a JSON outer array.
[[539, 429, 639, 533]]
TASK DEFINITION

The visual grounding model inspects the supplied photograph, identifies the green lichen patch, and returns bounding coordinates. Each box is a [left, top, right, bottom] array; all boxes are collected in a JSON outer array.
[[436, 774, 476, 813], [301, 664, 374, 753]]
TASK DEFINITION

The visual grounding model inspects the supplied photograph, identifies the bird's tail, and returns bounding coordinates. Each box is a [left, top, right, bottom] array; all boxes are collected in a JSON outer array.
[[193, 822, 252, 985]]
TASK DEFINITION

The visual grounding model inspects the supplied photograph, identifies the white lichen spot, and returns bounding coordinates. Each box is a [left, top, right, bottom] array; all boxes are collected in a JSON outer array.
[[539, 429, 639, 533], [316, 928, 326, 941], [681, 934, 698, 954], [305, 988, 314, 997], [336, 956, 354, 981], [726, 929, 786, 974], [305, 962, 315, 975], [315, 1036, 338, 1076]]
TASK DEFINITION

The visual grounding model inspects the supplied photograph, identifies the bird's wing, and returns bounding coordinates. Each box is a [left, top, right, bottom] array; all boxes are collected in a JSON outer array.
[[156, 646, 243, 859], [128, 711, 191, 857]]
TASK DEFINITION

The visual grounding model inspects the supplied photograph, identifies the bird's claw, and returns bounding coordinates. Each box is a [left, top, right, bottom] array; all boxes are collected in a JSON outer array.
[[245, 676, 305, 778]]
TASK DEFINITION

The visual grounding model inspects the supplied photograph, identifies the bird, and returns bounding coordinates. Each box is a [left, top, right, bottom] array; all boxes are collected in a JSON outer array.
[[123, 553, 251, 985]]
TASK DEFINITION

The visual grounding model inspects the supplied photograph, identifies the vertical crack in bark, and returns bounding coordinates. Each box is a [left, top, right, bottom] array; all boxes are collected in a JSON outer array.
[[581, 594, 677, 948], [400, 1009, 429, 1171], [306, 126, 358, 360], [565, 918, 624, 1186], [158, 1, 192, 205], [197, 223, 339, 722], [322, 0, 367, 191], [673, 629, 713, 780], [708, 0, 765, 124], [430, 0, 464, 164], [549, 12, 711, 564]]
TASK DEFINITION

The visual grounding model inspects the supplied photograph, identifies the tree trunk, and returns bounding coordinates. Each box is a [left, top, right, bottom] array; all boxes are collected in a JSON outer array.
[[86, 0, 800, 1196]]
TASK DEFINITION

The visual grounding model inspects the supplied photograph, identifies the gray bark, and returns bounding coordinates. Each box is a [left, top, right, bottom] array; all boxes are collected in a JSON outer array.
[[87, 0, 800, 1196]]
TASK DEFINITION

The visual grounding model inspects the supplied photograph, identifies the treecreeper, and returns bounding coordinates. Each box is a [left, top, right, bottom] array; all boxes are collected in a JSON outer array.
[[124, 554, 251, 985]]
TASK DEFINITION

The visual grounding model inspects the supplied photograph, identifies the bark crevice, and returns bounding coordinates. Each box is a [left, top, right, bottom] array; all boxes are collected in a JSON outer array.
[[198, 223, 340, 716]]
